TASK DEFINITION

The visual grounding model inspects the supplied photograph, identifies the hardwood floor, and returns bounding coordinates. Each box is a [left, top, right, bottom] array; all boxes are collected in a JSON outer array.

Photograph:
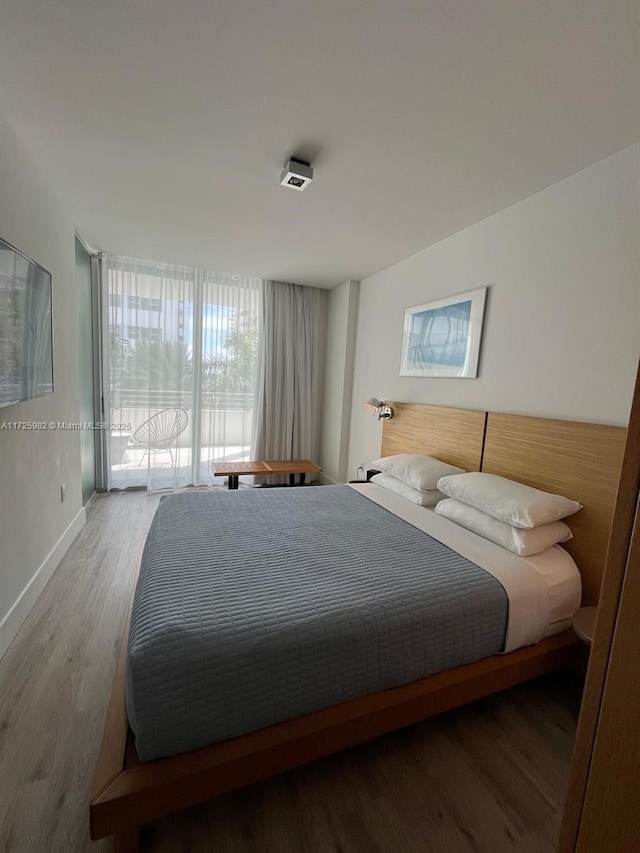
[[0, 492, 580, 853]]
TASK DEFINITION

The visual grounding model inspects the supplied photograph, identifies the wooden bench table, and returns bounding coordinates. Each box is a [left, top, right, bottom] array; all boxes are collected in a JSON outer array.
[[212, 459, 322, 489]]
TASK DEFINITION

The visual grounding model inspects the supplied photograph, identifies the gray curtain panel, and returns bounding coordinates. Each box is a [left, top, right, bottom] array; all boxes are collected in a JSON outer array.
[[252, 280, 324, 484]]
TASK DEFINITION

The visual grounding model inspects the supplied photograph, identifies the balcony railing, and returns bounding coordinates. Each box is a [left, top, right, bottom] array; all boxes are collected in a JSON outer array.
[[111, 388, 254, 411]]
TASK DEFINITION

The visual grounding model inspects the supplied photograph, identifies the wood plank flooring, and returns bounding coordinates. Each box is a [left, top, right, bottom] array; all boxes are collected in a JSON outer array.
[[0, 492, 581, 853]]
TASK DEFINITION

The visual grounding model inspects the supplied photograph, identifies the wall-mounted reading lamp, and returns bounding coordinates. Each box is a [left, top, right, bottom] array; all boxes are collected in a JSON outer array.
[[365, 397, 394, 419]]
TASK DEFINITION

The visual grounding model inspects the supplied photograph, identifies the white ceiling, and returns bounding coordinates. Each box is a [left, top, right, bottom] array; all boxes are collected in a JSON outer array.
[[1, 1, 638, 288]]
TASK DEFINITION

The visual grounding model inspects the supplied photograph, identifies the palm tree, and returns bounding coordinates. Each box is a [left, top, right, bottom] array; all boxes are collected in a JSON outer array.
[[201, 310, 258, 403], [122, 340, 192, 391]]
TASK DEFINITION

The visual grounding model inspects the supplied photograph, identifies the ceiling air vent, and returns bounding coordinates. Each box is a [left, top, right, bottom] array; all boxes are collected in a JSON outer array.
[[280, 158, 313, 191]]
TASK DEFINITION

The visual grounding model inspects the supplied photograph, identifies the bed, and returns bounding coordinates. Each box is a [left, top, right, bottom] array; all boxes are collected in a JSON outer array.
[[91, 405, 626, 852]]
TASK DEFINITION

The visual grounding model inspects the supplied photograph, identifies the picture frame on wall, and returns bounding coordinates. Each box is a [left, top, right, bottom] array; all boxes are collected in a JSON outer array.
[[400, 286, 488, 378]]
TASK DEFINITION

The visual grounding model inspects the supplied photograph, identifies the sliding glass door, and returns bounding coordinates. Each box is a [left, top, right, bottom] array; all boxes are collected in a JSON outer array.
[[105, 256, 260, 490]]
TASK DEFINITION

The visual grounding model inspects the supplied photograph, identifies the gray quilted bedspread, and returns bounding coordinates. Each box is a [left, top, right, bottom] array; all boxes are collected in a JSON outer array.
[[126, 486, 508, 762]]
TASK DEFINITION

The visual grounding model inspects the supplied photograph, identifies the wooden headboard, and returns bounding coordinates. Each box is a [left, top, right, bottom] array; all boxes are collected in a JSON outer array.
[[381, 403, 627, 607], [482, 413, 626, 606], [382, 403, 486, 471]]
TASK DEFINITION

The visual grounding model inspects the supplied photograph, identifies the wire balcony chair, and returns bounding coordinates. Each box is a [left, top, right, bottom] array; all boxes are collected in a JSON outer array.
[[131, 408, 189, 468]]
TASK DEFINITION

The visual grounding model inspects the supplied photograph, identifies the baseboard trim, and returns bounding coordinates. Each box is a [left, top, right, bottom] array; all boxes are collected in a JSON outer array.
[[0, 506, 86, 660], [318, 472, 340, 486]]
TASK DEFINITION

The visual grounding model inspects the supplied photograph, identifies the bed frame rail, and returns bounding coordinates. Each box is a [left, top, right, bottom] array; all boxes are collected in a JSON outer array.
[[90, 628, 579, 847]]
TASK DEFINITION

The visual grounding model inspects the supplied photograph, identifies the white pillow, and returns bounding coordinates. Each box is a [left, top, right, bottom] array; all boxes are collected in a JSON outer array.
[[434, 498, 573, 556], [370, 473, 443, 507], [369, 453, 465, 492], [437, 471, 582, 529]]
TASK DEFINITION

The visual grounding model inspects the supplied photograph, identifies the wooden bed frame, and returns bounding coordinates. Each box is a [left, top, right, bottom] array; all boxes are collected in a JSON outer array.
[[90, 405, 626, 851]]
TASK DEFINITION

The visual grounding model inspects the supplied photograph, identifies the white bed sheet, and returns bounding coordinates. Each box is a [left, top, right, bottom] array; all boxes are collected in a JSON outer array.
[[349, 482, 581, 653]]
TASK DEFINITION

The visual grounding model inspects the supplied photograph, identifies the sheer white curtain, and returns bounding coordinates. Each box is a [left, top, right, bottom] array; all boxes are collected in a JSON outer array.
[[105, 255, 261, 490], [252, 280, 324, 483]]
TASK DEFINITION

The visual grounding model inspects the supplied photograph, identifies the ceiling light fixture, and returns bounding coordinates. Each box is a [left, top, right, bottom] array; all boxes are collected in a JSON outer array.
[[280, 157, 313, 191]]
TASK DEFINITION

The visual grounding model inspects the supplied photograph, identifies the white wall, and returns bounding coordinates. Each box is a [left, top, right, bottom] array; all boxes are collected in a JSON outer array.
[[319, 281, 359, 483], [0, 116, 84, 658], [347, 144, 640, 477]]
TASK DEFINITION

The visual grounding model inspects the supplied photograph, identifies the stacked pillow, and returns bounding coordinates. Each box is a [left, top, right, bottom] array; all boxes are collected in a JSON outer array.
[[370, 473, 444, 507], [368, 453, 466, 507], [435, 472, 582, 557]]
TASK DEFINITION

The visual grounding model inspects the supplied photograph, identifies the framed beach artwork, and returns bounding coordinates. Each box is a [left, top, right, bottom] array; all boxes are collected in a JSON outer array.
[[400, 286, 488, 378]]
